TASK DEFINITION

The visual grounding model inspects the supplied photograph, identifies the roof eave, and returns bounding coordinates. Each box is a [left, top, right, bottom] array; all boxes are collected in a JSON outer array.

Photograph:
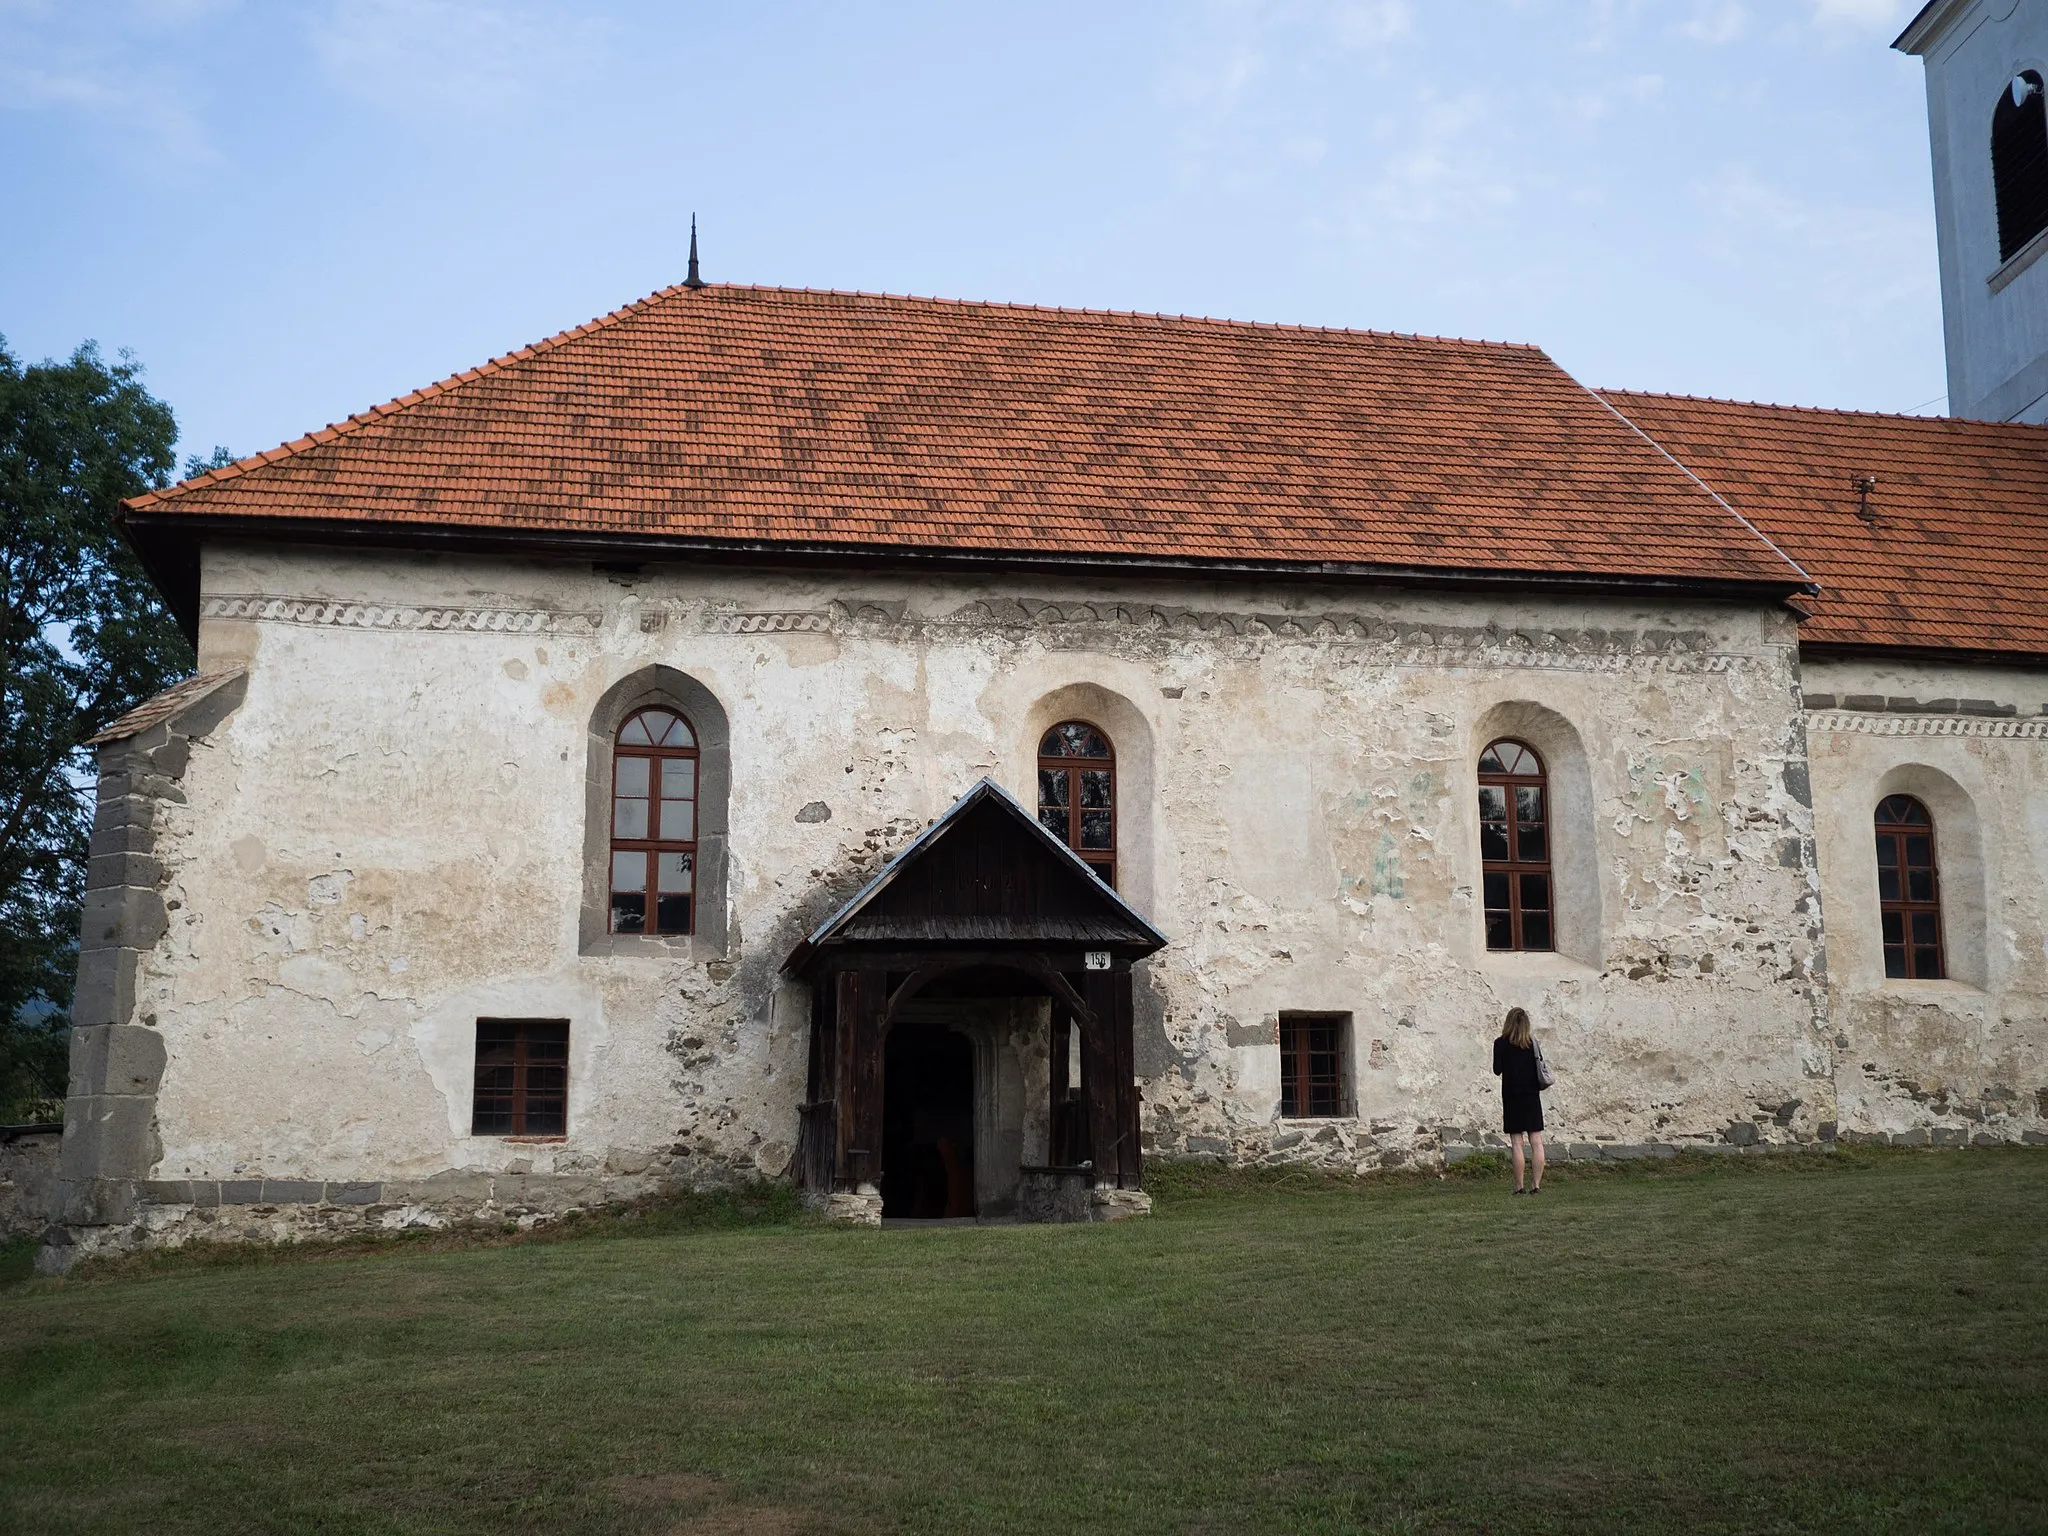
[[1799, 637, 2048, 670], [122, 509, 1818, 618], [784, 777, 1169, 976], [1892, 0, 1967, 53]]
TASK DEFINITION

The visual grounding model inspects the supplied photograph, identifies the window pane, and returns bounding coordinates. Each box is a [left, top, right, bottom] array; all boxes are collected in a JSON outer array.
[[1520, 911, 1552, 950], [1039, 768, 1069, 808], [615, 756, 650, 796], [1480, 822, 1510, 861], [1477, 747, 1506, 775], [1884, 945, 1907, 978], [1881, 909, 1904, 944], [523, 1102, 567, 1136], [1038, 807, 1069, 840], [620, 715, 655, 746], [1907, 869, 1934, 903], [660, 715, 695, 748], [660, 798, 695, 841], [1517, 822, 1548, 863], [611, 850, 646, 891], [1519, 873, 1551, 914], [1515, 785, 1545, 826], [611, 892, 646, 933], [1044, 722, 1110, 759], [1905, 835, 1932, 869], [1874, 836, 1897, 867], [1477, 785, 1507, 822], [1486, 913, 1514, 950], [657, 852, 693, 894], [1079, 769, 1112, 809], [660, 758, 696, 799], [1911, 911, 1939, 945], [613, 797, 649, 838], [655, 893, 693, 934], [1080, 810, 1112, 850], [1877, 867, 1901, 903], [1913, 947, 1943, 979], [1483, 872, 1510, 910]]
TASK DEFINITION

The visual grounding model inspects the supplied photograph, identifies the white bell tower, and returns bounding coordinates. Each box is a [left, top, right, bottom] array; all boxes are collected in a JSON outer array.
[[1897, 0, 2048, 422]]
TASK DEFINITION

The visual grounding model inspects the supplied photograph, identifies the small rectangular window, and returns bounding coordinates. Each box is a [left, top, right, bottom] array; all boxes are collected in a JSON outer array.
[[471, 1019, 569, 1137], [1279, 1013, 1351, 1119]]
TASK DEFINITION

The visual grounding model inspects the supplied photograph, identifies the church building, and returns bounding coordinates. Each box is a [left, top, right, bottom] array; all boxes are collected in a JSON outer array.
[[40, 0, 2048, 1261]]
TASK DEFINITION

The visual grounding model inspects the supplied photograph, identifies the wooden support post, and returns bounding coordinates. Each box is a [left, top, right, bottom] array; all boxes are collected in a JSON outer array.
[[1080, 971, 1120, 1188], [1113, 968, 1142, 1190], [1049, 1000, 1070, 1146], [847, 969, 889, 1192]]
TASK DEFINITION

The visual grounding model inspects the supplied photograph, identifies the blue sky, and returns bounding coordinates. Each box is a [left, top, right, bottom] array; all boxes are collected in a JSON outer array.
[[3, 0, 1942, 468]]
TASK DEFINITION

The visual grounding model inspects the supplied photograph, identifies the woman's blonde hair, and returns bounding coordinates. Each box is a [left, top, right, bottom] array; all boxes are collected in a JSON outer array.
[[1500, 1007, 1532, 1048]]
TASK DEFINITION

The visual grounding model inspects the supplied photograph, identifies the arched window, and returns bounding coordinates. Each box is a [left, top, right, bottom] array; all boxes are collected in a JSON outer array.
[[610, 707, 698, 935], [1994, 70, 2048, 263], [1037, 721, 1115, 886], [1478, 740, 1551, 951], [1875, 795, 1944, 980]]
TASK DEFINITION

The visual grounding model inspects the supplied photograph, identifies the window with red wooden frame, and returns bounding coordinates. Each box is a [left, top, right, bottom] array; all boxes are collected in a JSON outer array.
[[1875, 795, 1945, 980], [610, 707, 698, 935], [471, 1019, 569, 1137], [1479, 740, 1553, 951], [1279, 1013, 1349, 1118], [1037, 721, 1116, 886]]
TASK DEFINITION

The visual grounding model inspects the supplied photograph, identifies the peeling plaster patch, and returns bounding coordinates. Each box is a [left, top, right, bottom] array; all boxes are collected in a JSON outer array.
[[308, 871, 353, 906], [231, 836, 265, 874]]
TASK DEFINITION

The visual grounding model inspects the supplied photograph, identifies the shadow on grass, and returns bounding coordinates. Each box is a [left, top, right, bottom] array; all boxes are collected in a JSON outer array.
[[47, 1179, 810, 1289], [17, 1145, 2035, 1290], [1139, 1140, 1995, 1206]]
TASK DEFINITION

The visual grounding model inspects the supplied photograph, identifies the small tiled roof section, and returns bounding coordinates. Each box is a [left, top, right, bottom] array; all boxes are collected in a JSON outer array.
[[1603, 392, 2048, 658], [124, 285, 1804, 590], [87, 669, 245, 746]]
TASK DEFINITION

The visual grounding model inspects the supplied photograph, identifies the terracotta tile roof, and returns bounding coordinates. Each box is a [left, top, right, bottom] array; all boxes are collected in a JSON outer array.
[[1603, 392, 2048, 659], [87, 668, 245, 746], [125, 285, 1803, 592]]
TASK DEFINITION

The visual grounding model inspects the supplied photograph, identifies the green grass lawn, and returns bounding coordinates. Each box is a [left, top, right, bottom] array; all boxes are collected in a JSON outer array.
[[1, 1151, 2043, 1535]]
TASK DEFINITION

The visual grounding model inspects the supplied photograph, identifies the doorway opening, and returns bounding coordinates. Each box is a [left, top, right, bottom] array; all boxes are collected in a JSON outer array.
[[881, 1022, 976, 1219]]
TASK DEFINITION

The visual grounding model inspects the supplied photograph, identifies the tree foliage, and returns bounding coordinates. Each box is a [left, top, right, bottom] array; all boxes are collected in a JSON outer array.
[[0, 337, 204, 1120]]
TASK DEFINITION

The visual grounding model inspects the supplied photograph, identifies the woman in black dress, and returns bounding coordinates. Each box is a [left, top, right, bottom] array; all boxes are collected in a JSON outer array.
[[1492, 1007, 1546, 1194]]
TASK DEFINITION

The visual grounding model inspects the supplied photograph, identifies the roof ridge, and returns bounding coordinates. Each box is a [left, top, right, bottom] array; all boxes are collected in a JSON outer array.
[[125, 282, 1550, 514], [1600, 386, 2048, 431], [707, 283, 1548, 352]]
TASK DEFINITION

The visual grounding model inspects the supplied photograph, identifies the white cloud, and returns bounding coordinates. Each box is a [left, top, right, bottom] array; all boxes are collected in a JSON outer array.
[[1329, 0, 1414, 48], [312, 0, 606, 120], [1679, 1, 1749, 44], [0, 2, 217, 161], [1809, 0, 1911, 35]]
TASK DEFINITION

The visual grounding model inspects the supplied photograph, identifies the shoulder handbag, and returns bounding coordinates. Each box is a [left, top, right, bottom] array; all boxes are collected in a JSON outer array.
[[1532, 1038, 1556, 1090]]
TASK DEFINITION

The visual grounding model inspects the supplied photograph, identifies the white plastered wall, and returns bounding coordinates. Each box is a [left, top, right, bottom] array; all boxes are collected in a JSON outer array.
[[136, 542, 1837, 1187], [1804, 655, 2048, 1141]]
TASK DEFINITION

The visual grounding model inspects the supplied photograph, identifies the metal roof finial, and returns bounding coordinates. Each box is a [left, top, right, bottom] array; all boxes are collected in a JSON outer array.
[[684, 214, 705, 290]]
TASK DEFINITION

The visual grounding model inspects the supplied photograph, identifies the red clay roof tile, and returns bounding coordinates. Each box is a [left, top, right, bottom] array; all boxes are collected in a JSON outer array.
[[1603, 391, 2048, 659], [126, 284, 1805, 591]]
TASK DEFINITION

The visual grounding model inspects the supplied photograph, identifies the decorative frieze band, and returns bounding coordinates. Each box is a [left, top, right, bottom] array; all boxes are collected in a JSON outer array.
[[204, 595, 601, 635], [204, 591, 1759, 673], [1806, 710, 2048, 741]]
